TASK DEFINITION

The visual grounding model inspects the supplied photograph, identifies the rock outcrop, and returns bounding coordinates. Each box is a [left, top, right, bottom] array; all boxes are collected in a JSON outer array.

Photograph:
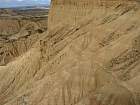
[[48, 0, 136, 30], [0, 0, 140, 105]]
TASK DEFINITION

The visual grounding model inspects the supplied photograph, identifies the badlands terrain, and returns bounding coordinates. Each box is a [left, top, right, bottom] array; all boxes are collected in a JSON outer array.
[[0, 0, 140, 105], [0, 6, 49, 65]]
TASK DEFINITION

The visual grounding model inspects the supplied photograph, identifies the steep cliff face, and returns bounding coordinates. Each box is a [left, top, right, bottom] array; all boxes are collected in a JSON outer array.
[[0, 0, 140, 105], [48, 0, 136, 30]]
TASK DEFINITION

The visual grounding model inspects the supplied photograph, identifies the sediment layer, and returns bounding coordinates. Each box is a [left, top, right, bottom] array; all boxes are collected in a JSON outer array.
[[0, 0, 140, 105]]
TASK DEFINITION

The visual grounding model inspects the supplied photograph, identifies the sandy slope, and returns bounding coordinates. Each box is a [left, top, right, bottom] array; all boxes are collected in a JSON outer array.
[[0, 0, 140, 105]]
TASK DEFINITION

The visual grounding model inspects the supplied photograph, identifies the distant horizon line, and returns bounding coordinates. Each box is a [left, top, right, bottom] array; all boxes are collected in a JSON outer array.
[[0, 4, 50, 9]]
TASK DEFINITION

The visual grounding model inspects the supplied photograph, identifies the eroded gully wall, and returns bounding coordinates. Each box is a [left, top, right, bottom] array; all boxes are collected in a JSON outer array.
[[48, 0, 134, 31]]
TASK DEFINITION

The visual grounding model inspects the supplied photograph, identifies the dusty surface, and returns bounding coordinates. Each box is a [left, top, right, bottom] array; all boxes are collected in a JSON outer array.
[[0, 7, 49, 65], [0, 0, 140, 105]]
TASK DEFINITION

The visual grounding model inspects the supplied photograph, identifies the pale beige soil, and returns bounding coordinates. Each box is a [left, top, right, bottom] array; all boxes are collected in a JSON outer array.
[[0, 0, 140, 105], [0, 8, 48, 65]]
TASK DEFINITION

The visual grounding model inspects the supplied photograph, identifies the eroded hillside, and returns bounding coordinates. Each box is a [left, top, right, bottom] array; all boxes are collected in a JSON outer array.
[[0, 7, 49, 65], [0, 0, 140, 105]]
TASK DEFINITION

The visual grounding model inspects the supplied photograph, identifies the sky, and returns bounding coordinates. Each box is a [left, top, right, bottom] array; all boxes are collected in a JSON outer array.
[[0, 0, 51, 8]]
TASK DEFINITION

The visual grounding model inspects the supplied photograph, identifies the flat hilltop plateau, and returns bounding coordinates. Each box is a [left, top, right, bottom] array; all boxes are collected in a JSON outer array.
[[0, 0, 140, 105]]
